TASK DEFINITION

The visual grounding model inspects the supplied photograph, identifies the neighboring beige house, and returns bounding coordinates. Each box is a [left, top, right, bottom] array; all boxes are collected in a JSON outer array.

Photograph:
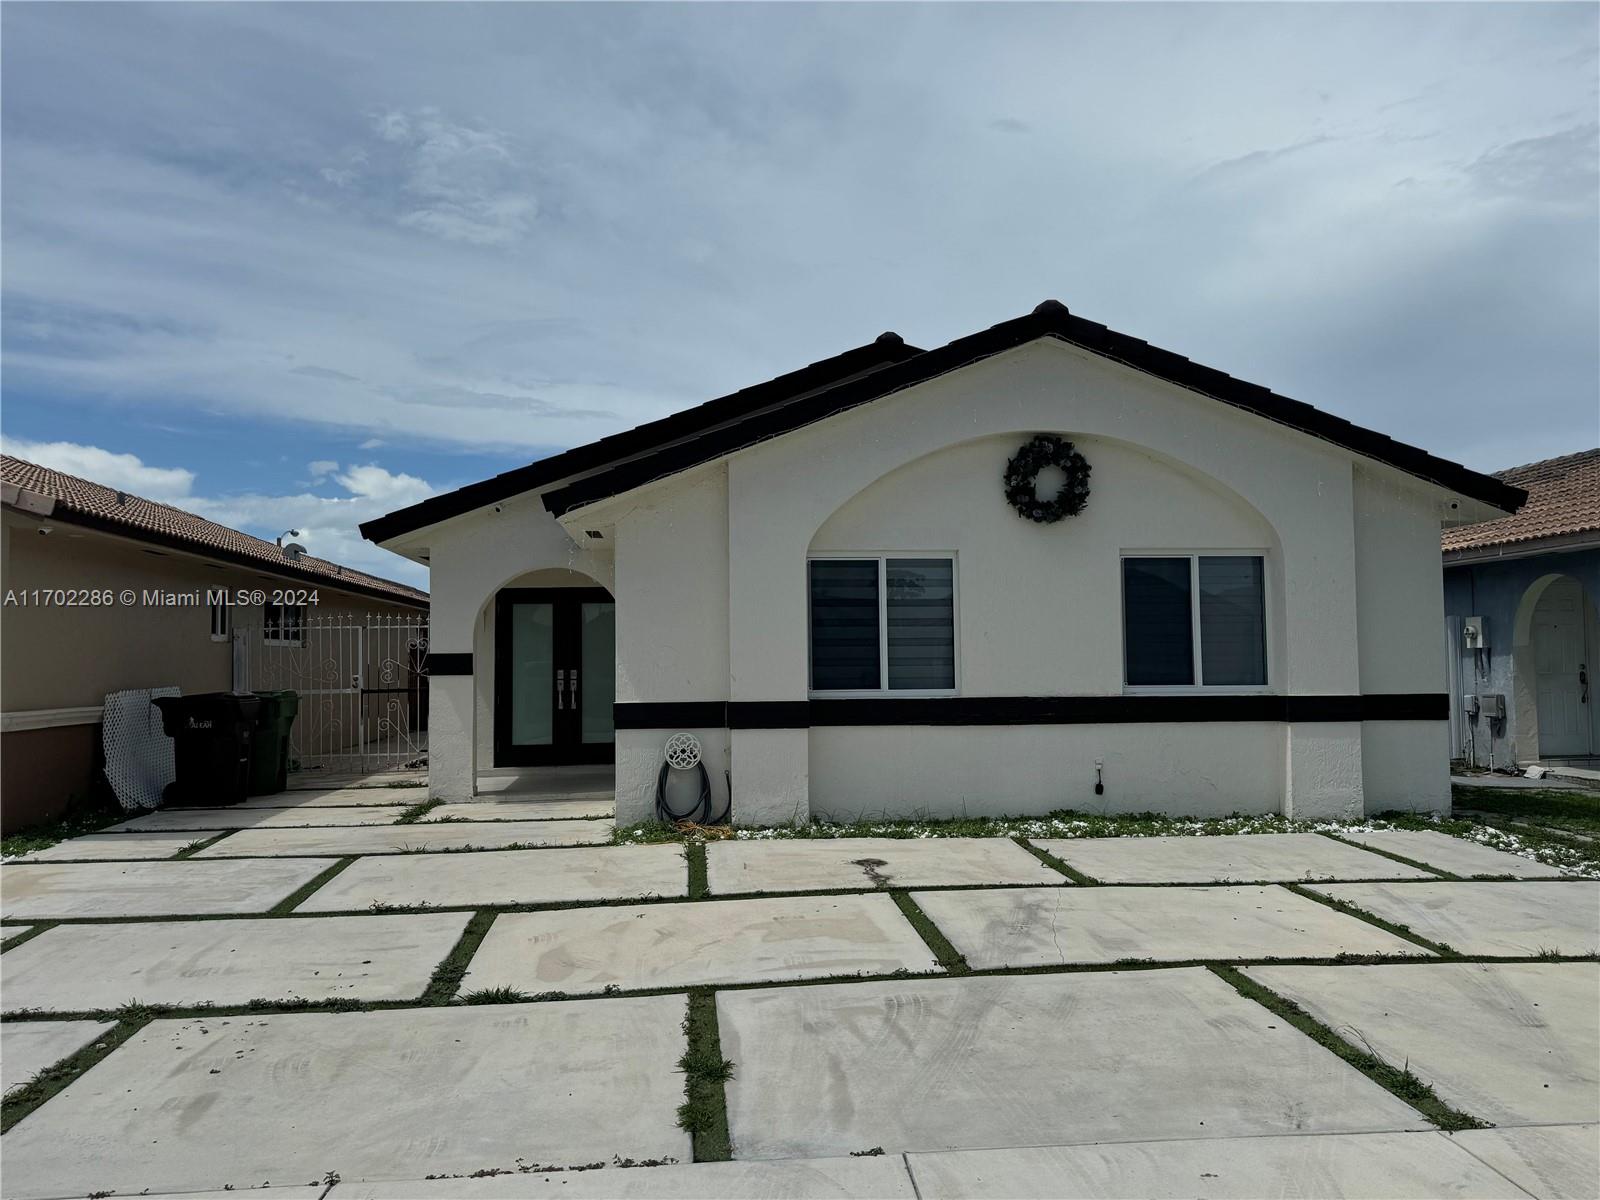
[[1, 456, 428, 832], [363, 300, 1525, 826]]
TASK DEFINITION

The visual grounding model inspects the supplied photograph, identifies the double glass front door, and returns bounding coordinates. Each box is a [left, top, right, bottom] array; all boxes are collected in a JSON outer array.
[[493, 587, 615, 765]]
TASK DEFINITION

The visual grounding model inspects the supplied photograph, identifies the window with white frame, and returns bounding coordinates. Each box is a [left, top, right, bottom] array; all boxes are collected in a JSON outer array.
[[263, 602, 305, 646], [209, 598, 231, 642], [1122, 555, 1267, 687], [808, 556, 956, 693]]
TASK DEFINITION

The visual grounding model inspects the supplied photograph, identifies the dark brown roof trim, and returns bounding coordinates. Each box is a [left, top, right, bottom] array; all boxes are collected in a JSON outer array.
[[543, 301, 1527, 518], [360, 334, 923, 544], [15, 504, 429, 609]]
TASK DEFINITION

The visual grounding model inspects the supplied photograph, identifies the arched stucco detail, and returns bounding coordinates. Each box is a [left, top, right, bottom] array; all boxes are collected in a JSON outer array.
[[423, 491, 612, 801], [1511, 572, 1595, 762], [473, 566, 612, 776], [806, 430, 1287, 697], [729, 339, 1361, 703]]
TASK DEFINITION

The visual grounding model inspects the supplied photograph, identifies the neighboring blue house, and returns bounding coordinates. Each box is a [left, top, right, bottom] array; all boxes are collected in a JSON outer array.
[[1443, 449, 1599, 770]]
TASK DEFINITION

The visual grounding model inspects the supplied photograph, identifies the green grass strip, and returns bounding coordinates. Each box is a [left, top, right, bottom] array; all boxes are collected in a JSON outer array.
[[268, 856, 356, 914], [172, 831, 235, 859], [677, 989, 733, 1161], [1014, 836, 1099, 885], [394, 798, 444, 824], [686, 843, 709, 900], [0, 804, 127, 860], [891, 891, 970, 975], [1452, 785, 1600, 836], [0, 923, 54, 953], [1315, 831, 1460, 880], [422, 910, 498, 1003], [1208, 964, 1488, 1131], [0, 1013, 148, 1133], [1283, 883, 1458, 957]]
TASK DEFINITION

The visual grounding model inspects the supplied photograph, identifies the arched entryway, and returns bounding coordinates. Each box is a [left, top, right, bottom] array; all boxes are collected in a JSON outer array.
[[487, 573, 615, 768], [1513, 573, 1596, 762]]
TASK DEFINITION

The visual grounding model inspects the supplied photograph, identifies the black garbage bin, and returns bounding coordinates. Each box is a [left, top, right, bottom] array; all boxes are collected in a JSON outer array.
[[248, 690, 300, 796], [152, 692, 262, 807]]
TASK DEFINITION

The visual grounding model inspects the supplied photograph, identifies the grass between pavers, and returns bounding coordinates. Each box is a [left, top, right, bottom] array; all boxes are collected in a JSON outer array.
[[269, 857, 358, 913], [12, 948, 1594, 1029], [6, 904, 1589, 1134], [1281, 884, 1457, 956], [677, 989, 733, 1160], [1313, 832, 1460, 880], [614, 800, 1600, 878], [1208, 964, 1490, 1131], [890, 892, 970, 974], [0, 1016, 148, 1134], [0, 922, 54, 953], [395, 798, 446, 824], [1014, 836, 1100, 885], [1453, 784, 1600, 836], [0, 802, 126, 859], [172, 831, 235, 860], [686, 843, 709, 899], [423, 910, 499, 1002], [14, 863, 1598, 934]]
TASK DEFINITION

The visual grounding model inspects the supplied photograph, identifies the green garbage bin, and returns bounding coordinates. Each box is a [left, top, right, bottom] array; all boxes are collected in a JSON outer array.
[[247, 690, 300, 796]]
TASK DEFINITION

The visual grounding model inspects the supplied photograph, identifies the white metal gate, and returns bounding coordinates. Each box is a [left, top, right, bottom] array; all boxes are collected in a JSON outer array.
[[233, 613, 428, 773]]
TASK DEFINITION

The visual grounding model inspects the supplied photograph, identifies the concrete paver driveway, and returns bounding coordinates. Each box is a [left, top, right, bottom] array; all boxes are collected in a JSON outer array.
[[3, 803, 1597, 1200]]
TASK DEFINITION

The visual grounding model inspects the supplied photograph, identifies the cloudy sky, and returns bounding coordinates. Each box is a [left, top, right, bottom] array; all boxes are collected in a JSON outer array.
[[3, 3, 1595, 588]]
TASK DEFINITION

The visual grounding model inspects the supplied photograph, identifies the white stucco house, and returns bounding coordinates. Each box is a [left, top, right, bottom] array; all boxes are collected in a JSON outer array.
[[361, 301, 1525, 826]]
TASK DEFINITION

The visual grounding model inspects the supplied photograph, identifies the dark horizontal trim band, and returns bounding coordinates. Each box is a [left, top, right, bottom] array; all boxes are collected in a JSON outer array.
[[613, 694, 1448, 729], [614, 701, 727, 729], [428, 653, 473, 676]]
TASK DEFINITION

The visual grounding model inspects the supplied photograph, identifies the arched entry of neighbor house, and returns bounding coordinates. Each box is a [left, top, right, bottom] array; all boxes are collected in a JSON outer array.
[[491, 577, 615, 767], [1514, 573, 1595, 761]]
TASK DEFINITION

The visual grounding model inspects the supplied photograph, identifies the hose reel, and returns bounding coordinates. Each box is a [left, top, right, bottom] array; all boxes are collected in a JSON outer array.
[[655, 732, 728, 825]]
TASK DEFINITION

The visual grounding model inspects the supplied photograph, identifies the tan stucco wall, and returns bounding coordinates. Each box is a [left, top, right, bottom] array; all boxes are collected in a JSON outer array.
[[1, 512, 425, 829], [1, 725, 98, 834]]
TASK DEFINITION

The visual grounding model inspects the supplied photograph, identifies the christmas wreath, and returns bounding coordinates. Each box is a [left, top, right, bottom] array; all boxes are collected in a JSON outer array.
[[1003, 435, 1091, 523]]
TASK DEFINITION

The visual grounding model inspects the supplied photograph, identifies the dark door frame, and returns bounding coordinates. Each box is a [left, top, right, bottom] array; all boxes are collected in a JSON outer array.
[[493, 586, 615, 767]]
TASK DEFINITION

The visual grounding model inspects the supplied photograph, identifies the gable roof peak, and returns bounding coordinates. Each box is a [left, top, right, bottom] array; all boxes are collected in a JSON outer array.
[[1032, 298, 1069, 316]]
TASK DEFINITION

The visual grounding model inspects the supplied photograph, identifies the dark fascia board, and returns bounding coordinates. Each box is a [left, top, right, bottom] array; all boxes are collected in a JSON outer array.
[[543, 302, 1528, 518], [359, 336, 924, 545], [11, 503, 429, 609]]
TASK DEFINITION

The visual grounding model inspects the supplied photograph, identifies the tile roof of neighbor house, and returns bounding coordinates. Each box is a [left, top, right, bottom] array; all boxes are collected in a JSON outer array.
[[1441, 448, 1600, 555], [1, 455, 428, 607], [362, 300, 1526, 544]]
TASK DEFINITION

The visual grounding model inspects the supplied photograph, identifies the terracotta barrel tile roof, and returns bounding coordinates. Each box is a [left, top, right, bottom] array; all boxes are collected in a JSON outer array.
[[1, 455, 427, 606], [1442, 448, 1600, 554]]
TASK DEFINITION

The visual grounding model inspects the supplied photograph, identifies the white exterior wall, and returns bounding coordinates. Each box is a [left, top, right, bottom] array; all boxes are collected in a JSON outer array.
[[423, 493, 611, 801], [1353, 467, 1454, 813], [611, 469, 732, 826], [417, 335, 1464, 823], [711, 340, 1376, 821], [809, 724, 1284, 821]]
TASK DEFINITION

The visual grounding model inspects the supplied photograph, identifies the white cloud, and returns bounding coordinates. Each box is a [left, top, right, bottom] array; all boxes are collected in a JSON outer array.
[[2, 438, 195, 501], [2, 439, 430, 587], [307, 459, 339, 479], [1, 3, 1594, 471]]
